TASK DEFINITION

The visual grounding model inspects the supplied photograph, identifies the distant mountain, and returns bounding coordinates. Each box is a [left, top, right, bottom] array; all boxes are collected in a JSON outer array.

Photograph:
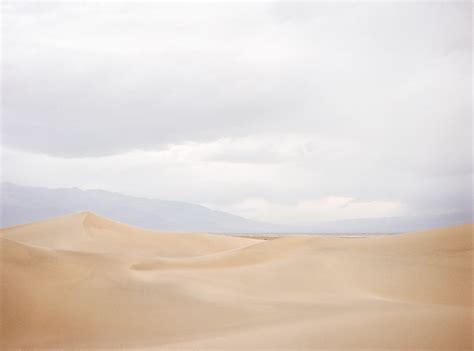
[[1, 183, 471, 233], [0, 183, 280, 232]]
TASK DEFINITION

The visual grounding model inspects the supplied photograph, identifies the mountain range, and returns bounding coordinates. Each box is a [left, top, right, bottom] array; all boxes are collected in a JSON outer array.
[[1, 182, 471, 233]]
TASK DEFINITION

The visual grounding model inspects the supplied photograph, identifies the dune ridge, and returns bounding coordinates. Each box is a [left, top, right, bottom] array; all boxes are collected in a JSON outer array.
[[1, 212, 472, 350]]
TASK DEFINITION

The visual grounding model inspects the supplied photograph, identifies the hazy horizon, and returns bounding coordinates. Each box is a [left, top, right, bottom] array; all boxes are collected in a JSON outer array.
[[1, 181, 471, 234]]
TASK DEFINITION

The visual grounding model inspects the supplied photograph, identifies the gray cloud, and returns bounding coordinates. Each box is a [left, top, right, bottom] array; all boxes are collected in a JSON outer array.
[[1, 2, 471, 224]]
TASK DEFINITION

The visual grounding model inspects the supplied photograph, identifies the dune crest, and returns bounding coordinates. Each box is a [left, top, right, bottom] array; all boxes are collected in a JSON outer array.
[[1, 211, 262, 258], [1, 213, 472, 350]]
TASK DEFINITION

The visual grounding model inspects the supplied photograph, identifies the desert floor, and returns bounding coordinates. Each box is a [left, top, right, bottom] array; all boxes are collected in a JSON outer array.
[[1, 212, 472, 350]]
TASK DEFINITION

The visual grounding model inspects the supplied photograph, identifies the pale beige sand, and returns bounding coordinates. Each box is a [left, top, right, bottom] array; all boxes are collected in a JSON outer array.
[[0, 212, 472, 350]]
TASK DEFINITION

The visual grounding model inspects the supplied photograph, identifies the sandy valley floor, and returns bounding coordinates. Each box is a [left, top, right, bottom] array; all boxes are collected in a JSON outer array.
[[0, 212, 472, 350]]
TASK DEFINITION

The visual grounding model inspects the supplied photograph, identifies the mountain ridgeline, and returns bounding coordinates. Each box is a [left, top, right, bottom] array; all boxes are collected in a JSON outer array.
[[1, 183, 471, 233], [1, 183, 279, 233]]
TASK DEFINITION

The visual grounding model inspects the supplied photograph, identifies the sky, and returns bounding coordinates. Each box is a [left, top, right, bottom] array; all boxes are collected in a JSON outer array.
[[1, 1, 472, 225]]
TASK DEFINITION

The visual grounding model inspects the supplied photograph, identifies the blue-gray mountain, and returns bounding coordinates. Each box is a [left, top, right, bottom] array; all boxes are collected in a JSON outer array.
[[1, 183, 281, 233], [1, 183, 471, 233]]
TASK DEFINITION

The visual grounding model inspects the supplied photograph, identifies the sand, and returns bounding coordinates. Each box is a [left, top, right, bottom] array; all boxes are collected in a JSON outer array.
[[0, 212, 472, 350]]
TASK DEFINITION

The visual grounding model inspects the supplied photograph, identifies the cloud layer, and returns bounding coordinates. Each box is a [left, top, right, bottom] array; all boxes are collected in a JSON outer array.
[[2, 2, 471, 225]]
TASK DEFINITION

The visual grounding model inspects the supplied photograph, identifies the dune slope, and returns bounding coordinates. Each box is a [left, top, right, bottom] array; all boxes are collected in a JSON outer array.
[[1, 213, 472, 350]]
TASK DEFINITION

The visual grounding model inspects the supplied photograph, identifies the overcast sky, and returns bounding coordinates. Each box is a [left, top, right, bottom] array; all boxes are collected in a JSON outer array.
[[1, 2, 472, 225]]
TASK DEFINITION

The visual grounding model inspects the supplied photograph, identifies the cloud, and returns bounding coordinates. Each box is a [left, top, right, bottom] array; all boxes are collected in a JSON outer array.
[[2, 133, 470, 224], [206, 197, 406, 225], [3, 2, 471, 157], [1, 2, 471, 224]]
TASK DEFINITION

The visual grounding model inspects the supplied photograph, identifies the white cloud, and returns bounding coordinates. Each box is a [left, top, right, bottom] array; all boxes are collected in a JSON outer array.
[[1, 2, 471, 224], [205, 197, 405, 225], [3, 132, 468, 224], [2, 2, 470, 157]]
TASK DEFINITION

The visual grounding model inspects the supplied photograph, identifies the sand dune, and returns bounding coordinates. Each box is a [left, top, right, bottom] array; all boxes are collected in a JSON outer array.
[[1, 212, 472, 350]]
